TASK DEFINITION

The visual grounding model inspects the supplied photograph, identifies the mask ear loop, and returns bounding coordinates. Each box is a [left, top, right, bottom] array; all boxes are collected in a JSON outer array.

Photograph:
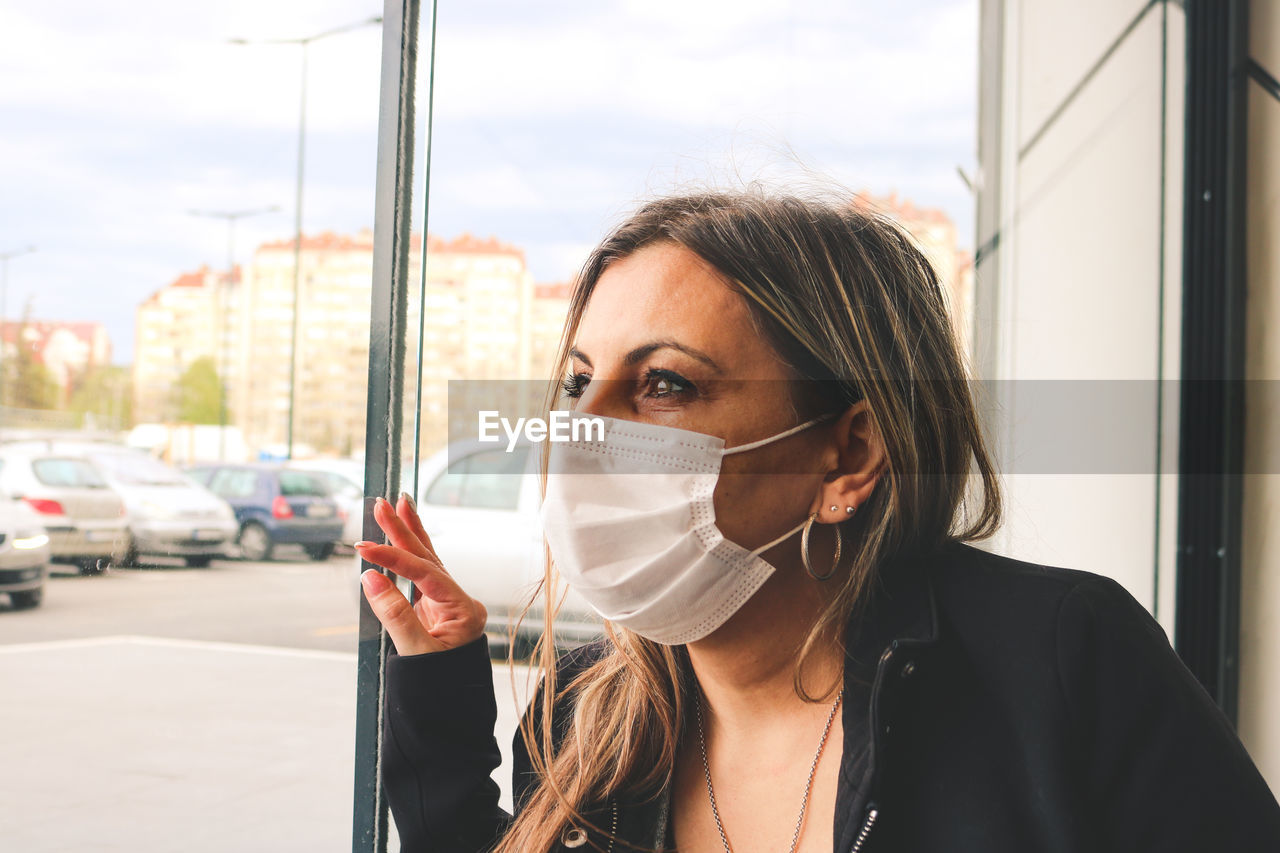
[[801, 512, 842, 581], [732, 410, 845, 563], [749, 512, 811, 557], [721, 411, 842, 455]]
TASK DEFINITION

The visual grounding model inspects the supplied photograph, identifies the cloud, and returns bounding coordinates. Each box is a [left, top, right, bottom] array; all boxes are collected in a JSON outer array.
[[0, 0, 977, 365]]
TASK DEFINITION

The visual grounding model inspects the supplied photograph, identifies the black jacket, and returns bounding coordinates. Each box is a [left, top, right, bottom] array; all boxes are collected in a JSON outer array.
[[382, 540, 1280, 852]]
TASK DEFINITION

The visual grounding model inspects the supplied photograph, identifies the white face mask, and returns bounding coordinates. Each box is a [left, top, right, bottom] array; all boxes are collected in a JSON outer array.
[[539, 412, 833, 645]]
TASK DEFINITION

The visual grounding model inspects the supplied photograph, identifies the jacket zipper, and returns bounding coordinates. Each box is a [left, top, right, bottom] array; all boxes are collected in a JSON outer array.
[[849, 643, 894, 853], [606, 799, 617, 853], [849, 805, 879, 853]]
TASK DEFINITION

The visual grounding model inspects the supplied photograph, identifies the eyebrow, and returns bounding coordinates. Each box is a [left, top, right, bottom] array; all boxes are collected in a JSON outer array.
[[569, 339, 724, 374]]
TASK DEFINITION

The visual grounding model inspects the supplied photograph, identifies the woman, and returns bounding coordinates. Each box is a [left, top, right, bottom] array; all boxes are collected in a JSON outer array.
[[356, 191, 1280, 852]]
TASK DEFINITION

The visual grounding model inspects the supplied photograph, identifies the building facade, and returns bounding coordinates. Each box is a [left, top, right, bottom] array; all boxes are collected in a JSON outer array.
[[2, 319, 112, 407], [975, 0, 1279, 792], [226, 230, 569, 459], [853, 191, 975, 359], [132, 266, 239, 426]]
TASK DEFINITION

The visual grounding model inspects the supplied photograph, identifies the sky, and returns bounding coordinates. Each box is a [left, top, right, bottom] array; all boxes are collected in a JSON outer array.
[[0, 0, 978, 365]]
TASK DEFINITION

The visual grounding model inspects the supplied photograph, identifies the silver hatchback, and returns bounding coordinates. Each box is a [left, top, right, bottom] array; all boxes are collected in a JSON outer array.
[[80, 448, 238, 568], [0, 448, 128, 573]]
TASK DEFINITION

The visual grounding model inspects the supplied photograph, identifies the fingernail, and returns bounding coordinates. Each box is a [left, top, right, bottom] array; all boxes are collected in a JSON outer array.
[[360, 569, 389, 593], [354, 540, 374, 549], [399, 491, 416, 510]]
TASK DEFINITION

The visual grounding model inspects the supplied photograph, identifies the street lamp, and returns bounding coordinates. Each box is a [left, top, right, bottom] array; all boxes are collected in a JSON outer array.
[[230, 14, 382, 460], [188, 206, 280, 460], [0, 245, 37, 406]]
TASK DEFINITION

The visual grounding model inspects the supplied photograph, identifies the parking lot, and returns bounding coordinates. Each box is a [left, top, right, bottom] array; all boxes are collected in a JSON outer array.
[[0, 550, 363, 651], [0, 552, 528, 852]]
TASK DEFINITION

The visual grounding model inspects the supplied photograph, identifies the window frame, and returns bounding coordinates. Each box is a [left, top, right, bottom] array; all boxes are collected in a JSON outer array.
[[352, 1, 431, 850]]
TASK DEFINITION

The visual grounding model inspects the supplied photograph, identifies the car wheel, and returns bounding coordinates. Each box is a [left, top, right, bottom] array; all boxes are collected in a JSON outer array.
[[116, 536, 140, 569], [238, 522, 274, 562], [78, 558, 107, 575], [10, 588, 43, 609], [304, 543, 335, 561], [184, 556, 215, 568]]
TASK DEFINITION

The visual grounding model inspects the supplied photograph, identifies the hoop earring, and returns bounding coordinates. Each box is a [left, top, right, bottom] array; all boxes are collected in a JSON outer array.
[[801, 512, 841, 581]]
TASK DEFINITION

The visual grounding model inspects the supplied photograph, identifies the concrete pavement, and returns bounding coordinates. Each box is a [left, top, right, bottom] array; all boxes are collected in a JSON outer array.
[[0, 619, 530, 851]]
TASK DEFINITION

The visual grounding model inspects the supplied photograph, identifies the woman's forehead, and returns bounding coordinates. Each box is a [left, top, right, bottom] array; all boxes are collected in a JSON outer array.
[[577, 244, 750, 350], [572, 244, 796, 380]]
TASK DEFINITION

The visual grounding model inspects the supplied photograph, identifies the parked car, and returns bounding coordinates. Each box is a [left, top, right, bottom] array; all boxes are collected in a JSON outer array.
[[4, 441, 239, 568], [0, 498, 51, 609], [185, 464, 344, 562], [0, 448, 128, 573], [80, 447, 238, 568], [415, 439, 600, 651], [286, 460, 364, 549]]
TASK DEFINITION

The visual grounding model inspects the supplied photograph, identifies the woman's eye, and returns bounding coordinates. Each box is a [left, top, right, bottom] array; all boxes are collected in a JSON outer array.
[[561, 372, 590, 398], [644, 369, 696, 400]]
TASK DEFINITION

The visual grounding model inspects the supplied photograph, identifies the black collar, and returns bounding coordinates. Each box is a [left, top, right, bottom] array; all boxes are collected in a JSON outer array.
[[844, 543, 942, 682]]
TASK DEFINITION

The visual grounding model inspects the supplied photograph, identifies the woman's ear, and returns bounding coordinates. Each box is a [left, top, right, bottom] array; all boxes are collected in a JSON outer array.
[[812, 401, 887, 523]]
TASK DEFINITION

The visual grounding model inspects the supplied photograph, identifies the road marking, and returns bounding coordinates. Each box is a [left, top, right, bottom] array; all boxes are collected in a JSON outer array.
[[0, 634, 356, 661], [311, 623, 359, 637]]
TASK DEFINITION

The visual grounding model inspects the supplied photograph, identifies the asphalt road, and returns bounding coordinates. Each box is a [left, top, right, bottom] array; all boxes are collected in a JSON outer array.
[[0, 548, 365, 653]]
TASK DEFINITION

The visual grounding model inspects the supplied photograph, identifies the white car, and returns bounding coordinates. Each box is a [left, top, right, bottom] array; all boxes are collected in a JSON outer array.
[[80, 447, 239, 568], [0, 447, 128, 573], [415, 440, 600, 652], [4, 441, 239, 568], [0, 498, 51, 609], [286, 459, 364, 550]]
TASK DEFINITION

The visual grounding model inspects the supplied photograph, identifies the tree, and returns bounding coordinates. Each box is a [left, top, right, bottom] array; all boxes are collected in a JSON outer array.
[[68, 365, 133, 430], [2, 307, 60, 410], [174, 356, 223, 424]]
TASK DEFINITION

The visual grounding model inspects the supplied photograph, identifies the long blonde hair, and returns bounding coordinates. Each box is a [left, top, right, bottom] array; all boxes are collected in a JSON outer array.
[[497, 189, 1002, 852]]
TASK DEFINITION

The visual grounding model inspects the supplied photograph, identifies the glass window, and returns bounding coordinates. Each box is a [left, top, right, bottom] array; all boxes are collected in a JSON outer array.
[[423, 464, 467, 507], [278, 470, 330, 497], [319, 471, 363, 501], [31, 457, 109, 489], [424, 447, 527, 510], [88, 452, 188, 486], [207, 468, 259, 500]]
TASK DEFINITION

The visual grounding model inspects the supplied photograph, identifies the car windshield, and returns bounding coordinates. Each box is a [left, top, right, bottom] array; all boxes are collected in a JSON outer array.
[[278, 470, 330, 497], [320, 471, 361, 499], [90, 453, 189, 486], [31, 457, 109, 488]]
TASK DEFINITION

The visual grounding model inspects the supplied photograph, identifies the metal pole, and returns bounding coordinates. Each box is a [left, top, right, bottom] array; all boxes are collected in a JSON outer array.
[[287, 44, 309, 461], [1175, 0, 1250, 724], [223, 218, 235, 462], [189, 208, 277, 460], [355, 1, 419, 849], [228, 17, 381, 462]]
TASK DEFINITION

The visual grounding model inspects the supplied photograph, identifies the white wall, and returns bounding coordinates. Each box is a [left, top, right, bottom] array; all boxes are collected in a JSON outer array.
[[979, 0, 1280, 797], [1238, 0, 1280, 798], [977, 0, 1184, 623]]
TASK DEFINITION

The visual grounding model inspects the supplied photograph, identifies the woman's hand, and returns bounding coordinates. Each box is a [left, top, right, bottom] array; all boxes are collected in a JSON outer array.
[[356, 494, 488, 655]]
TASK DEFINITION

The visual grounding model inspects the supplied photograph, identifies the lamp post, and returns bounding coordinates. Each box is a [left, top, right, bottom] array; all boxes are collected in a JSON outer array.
[[230, 15, 382, 460], [0, 245, 37, 406], [188, 207, 280, 460]]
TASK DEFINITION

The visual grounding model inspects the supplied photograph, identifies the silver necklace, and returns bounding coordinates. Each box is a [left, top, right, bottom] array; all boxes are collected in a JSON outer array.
[[694, 685, 844, 853]]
